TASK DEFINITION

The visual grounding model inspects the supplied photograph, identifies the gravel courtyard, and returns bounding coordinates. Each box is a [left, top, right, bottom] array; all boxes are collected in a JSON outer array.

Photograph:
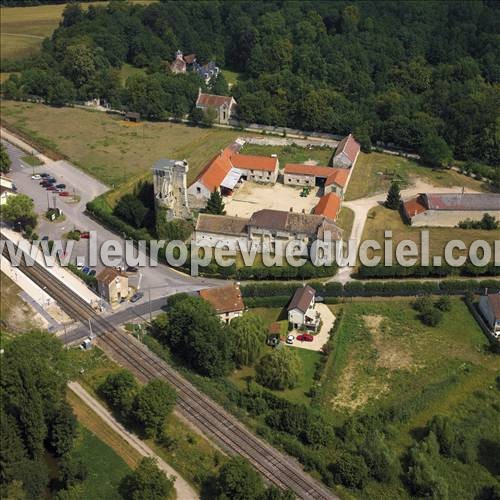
[[224, 181, 321, 218]]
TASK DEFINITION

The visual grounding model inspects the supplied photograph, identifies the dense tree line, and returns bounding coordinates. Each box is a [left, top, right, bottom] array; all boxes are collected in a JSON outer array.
[[2, 1, 499, 166], [1, 332, 82, 499]]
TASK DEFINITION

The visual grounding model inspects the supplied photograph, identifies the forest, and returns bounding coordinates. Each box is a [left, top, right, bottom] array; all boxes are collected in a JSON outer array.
[[2, 0, 499, 167]]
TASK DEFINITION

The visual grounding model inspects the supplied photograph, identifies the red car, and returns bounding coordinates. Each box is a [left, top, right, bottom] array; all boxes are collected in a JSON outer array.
[[58, 191, 70, 196], [296, 333, 314, 342], [46, 185, 57, 191], [80, 232, 90, 239]]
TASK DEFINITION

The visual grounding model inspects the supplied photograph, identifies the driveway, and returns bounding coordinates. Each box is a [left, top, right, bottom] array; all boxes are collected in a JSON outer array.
[[287, 303, 335, 352]]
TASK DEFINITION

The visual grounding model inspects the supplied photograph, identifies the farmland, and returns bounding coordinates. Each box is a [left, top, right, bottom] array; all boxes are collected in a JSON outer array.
[[0, 100, 246, 189], [345, 151, 487, 201]]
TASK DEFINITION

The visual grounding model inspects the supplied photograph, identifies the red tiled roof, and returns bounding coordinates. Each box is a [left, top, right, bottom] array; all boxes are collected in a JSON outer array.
[[403, 196, 427, 217], [96, 267, 127, 285], [184, 53, 196, 64], [199, 284, 244, 314], [314, 193, 341, 220], [324, 168, 349, 187], [196, 93, 233, 108], [230, 154, 278, 172], [335, 134, 360, 163], [283, 164, 336, 177], [194, 149, 233, 192]]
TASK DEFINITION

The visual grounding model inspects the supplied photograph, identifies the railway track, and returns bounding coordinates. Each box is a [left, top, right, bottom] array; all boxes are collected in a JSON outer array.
[[2, 239, 337, 500]]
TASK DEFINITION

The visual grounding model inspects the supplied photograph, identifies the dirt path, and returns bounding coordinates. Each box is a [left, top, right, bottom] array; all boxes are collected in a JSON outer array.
[[332, 180, 482, 284], [68, 381, 199, 500]]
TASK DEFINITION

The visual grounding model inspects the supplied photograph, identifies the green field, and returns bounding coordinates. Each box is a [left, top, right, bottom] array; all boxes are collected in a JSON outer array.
[[119, 63, 146, 84], [70, 424, 131, 500], [361, 205, 500, 261], [0, 100, 248, 191], [241, 143, 334, 167], [346, 152, 487, 201], [336, 206, 355, 240], [321, 299, 500, 498]]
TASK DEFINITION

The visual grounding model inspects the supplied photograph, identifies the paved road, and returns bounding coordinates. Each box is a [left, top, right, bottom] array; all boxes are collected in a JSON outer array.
[[1, 132, 222, 306], [69, 382, 198, 500]]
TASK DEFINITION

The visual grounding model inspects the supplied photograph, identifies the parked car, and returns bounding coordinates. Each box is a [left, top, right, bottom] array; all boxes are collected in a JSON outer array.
[[296, 333, 314, 342], [59, 191, 70, 196], [88, 270, 96, 277], [130, 292, 144, 303], [41, 236, 49, 241], [81, 266, 90, 275], [31, 174, 41, 180], [40, 173, 50, 178], [286, 334, 295, 344], [40, 180, 50, 186], [55, 184, 66, 189], [126, 266, 138, 273], [47, 178, 56, 184], [46, 186, 57, 191], [80, 232, 90, 239]]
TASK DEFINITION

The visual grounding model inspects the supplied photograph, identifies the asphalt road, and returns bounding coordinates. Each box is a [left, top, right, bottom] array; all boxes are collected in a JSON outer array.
[[2, 138, 222, 306]]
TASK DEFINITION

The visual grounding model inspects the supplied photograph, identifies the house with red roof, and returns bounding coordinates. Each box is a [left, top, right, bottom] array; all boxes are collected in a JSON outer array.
[[195, 89, 237, 124], [332, 133, 360, 169], [283, 164, 349, 197], [313, 193, 341, 221]]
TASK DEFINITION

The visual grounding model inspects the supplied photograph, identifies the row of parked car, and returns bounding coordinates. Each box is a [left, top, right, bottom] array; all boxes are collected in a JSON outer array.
[[286, 333, 314, 344], [32, 173, 70, 196], [76, 263, 96, 277]]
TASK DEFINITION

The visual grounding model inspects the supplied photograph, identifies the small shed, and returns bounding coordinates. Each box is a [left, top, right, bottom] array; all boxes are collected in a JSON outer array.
[[124, 111, 141, 122]]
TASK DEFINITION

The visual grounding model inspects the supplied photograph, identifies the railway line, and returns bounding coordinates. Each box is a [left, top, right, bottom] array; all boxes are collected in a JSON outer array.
[[2, 238, 337, 500]]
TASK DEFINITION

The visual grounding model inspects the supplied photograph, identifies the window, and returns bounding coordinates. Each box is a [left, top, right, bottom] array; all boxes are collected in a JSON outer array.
[[196, 187, 201, 193]]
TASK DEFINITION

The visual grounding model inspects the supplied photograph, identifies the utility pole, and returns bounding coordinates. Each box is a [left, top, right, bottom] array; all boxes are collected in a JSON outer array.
[[148, 288, 152, 323], [88, 318, 94, 338]]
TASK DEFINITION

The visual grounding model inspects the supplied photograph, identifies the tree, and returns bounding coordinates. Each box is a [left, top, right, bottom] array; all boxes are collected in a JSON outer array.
[[435, 296, 452, 312], [189, 107, 204, 125], [361, 431, 399, 483], [429, 415, 475, 463], [99, 370, 139, 417], [385, 181, 401, 210], [134, 379, 177, 439], [480, 213, 498, 230], [420, 308, 443, 327], [260, 487, 295, 500], [0, 143, 11, 173], [166, 295, 233, 377], [413, 295, 434, 313], [59, 454, 88, 489], [0, 409, 27, 485], [49, 401, 77, 456], [211, 73, 229, 96], [229, 314, 267, 367], [205, 190, 226, 215], [419, 135, 453, 168], [201, 107, 217, 127], [114, 194, 149, 228], [1, 194, 38, 231], [119, 457, 174, 500], [255, 348, 302, 390], [329, 451, 369, 489], [213, 457, 265, 500]]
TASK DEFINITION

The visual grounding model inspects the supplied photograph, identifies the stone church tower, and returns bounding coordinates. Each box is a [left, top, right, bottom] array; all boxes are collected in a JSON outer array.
[[152, 159, 191, 220]]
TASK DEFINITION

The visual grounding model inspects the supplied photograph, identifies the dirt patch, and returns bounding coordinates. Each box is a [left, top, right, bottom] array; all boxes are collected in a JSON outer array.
[[363, 314, 414, 370], [330, 357, 389, 411]]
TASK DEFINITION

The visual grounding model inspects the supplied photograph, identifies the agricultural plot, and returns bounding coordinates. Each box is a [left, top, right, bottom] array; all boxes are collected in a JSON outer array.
[[346, 152, 487, 201], [241, 142, 334, 166]]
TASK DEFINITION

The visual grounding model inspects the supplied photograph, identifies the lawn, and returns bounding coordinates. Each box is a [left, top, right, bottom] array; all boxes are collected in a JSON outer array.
[[0, 100, 248, 191], [228, 307, 322, 405], [346, 152, 487, 201], [240, 143, 334, 166], [361, 204, 500, 262], [321, 299, 500, 498], [21, 153, 43, 166], [119, 63, 146, 85], [70, 424, 131, 500], [336, 206, 355, 240], [221, 68, 243, 87]]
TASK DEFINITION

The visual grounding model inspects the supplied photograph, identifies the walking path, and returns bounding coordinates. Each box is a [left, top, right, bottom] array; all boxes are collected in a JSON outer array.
[[68, 381, 199, 500]]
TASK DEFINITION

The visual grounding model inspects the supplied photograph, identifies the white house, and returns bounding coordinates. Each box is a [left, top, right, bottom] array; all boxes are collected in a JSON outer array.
[[479, 293, 500, 338], [287, 285, 319, 331]]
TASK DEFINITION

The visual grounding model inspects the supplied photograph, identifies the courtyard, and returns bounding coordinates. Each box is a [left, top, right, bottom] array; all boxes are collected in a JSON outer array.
[[224, 180, 321, 218]]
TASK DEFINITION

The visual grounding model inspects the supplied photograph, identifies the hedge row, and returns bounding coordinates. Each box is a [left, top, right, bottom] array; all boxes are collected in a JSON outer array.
[[357, 262, 498, 279], [241, 279, 500, 299]]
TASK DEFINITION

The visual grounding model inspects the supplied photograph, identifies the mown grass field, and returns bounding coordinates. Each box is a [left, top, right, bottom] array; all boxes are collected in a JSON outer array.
[[71, 346, 224, 492], [241, 142, 334, 167], [69, 424, 131, 500], [1, 100, 247, 190], [336, 206, 355, 240], [346, 152, 487, 201], [323, 299, 499, 498], [361, 205, 500, 261]]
